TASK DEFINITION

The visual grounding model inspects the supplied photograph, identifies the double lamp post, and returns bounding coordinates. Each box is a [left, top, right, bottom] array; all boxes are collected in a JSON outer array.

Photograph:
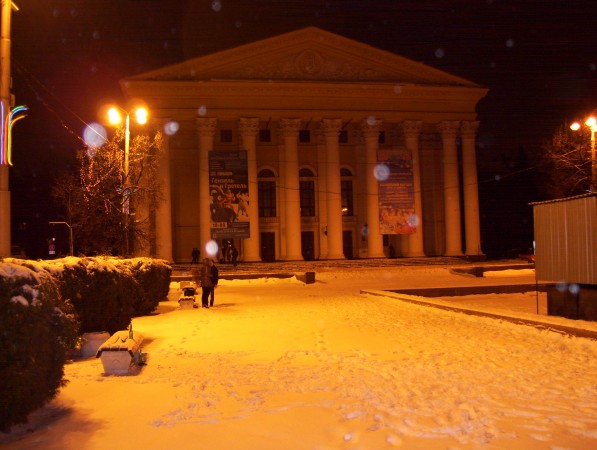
[[106, 105, 148, 256]]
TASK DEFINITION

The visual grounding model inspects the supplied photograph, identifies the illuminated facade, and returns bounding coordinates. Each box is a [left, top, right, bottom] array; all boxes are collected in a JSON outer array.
[[122, 27, 487, 262]]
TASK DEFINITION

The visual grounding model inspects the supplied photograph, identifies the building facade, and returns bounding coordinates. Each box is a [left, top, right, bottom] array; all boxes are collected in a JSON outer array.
[[122, 27, 488, 263]]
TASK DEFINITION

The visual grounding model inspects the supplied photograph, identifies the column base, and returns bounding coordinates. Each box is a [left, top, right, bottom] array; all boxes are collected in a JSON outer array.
[[326, 253, 346, 260], [366, 252, 386, 259], [405, 251, 427, 258], [444, 251, 464, 257], [284, 255, 304, 261], [242, 256, 262, 262]]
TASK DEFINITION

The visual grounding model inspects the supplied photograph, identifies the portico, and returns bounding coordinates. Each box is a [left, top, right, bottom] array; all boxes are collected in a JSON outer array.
[[122, 27, 487, 263]]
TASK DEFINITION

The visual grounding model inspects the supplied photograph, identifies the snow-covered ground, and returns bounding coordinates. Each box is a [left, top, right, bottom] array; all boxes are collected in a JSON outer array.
[[2, 266, 597, 449]]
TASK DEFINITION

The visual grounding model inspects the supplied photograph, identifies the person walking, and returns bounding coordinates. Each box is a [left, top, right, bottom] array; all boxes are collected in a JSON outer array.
[[198, 259, 213, 308], [208, 259, 219, 307]]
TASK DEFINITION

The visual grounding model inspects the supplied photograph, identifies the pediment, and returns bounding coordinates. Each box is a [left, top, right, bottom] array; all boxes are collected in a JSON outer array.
[[127, 27, 479, 87]]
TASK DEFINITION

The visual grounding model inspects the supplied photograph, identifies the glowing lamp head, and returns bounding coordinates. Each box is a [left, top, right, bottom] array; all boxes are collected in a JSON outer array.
[[135, 107, 148, 125], [586, 117, 596, 128], [570, 122, 581, 131], [107, 107, 122, 125]]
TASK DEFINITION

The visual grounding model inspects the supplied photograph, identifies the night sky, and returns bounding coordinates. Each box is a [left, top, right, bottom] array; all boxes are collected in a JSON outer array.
[[7, 0, 596, 258]]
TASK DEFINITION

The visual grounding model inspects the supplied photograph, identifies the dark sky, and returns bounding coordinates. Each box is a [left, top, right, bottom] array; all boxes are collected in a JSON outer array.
[[6, 0, 597, 256]]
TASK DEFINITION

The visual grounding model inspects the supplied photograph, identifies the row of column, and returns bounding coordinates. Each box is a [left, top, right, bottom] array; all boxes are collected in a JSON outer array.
[[152, 117, 481, 262]]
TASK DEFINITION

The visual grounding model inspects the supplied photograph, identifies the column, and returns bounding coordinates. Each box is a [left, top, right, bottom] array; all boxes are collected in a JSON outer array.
[[0, 165, 9, 257], [196, 117, 217, 254], [438, 121, 463, 256], [154, 119, 173, 261], [461, 121, 482, 256], [361, 118, 385, 258], [279, 118, 303, 261], [401, 121, 425, 257], [321, 118, 345, 259], [238, 117, 261, 261]]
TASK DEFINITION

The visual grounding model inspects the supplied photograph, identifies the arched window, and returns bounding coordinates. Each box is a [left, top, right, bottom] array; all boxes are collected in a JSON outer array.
[[258, 169, 277, 217], [341, 167, 354, 216], [299, 167, 316, 217]]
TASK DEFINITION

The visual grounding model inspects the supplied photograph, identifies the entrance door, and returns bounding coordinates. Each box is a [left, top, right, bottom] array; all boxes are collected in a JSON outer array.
[[301, 231, 315, 260], [260, 232, 276, 261], [343, 230, 353, 259]]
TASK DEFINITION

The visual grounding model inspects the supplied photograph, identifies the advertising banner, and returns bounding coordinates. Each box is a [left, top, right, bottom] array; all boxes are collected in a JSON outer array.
[[377, 148, 416, 234], [209, 150, 250, 239]]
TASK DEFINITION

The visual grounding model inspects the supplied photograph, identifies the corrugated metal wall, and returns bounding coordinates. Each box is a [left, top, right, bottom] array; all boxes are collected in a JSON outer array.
[[532, 194, 596, 284]]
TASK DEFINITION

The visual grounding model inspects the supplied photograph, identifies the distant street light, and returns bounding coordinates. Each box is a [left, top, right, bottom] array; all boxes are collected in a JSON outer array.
[[570, 115, 596, 191], [105, 104, 149, 255], [49, 221, 74, 256]]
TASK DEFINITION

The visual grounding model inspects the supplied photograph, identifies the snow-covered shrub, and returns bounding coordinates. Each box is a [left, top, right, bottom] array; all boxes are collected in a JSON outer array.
[[0, 261, 79, 432], [114, 258, 171, 315], [53, 257, 138, 334]]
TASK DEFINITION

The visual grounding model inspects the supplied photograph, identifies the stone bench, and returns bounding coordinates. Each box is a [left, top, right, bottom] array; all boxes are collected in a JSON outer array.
[[96, 330, 144, 374], [179, 285, 198, 309]]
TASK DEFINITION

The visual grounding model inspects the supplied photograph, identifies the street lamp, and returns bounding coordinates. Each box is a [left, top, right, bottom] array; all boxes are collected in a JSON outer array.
[[49, 221, 74, 256], [570, 115, 596, 191], [106, 104, 149, 255]]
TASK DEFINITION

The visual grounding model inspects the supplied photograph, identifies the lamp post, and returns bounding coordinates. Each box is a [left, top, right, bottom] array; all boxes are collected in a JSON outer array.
[[49, 221, 74, 256], [106, 105, 148, 255], [570, 115, 596, 191]]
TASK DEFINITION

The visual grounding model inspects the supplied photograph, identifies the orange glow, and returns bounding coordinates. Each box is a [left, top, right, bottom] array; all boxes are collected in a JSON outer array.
[[135, 107, 148, 125], [107, 107, 122, 125], [586, 117, 596, 128]]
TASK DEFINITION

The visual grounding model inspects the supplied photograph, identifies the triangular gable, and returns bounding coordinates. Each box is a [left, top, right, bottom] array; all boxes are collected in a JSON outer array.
[[126, 27, 479, 87]]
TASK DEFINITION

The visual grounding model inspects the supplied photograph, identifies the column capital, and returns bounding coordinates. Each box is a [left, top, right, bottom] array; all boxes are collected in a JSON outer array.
[[461, 121, 480, 138], [238, 117, 260, 137], [437, 121, 460, 136], [278, 118, 301, 137], [401, 120, 423, 136], [360, 117, 383, 138], [321, 118, 343, 137], [196, 117, 217, 137]]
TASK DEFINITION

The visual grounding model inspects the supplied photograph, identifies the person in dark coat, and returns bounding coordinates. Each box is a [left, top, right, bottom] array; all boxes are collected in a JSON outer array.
[[191, 247, 200, 264], [208, 259, 219, 307], [197, 259, 213, 308], [231, 246, 239, 268]]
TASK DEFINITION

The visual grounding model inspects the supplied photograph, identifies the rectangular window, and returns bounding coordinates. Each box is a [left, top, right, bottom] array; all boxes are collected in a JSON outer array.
[[259, 129, 271, 142], [258, 180, 276, 217], [299, 180, 315, 216], [339, 130, 348, 143], [299, 130, 311, 143], [341, 180, 353, 216], [220, 129, 233, 143]]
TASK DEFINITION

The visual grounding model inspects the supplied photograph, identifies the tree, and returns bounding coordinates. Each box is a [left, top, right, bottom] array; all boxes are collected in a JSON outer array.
[[540, 124, 593, 198], [52, 129, 163, 256]]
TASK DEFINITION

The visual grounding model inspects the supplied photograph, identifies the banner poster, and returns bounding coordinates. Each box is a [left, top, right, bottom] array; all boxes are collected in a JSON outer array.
[[209, 150, 250, 239], [377, 148, 416, 234]]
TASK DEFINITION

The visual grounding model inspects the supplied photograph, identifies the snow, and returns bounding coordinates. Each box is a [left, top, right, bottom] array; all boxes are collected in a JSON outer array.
[[2, 265, 597, 449]]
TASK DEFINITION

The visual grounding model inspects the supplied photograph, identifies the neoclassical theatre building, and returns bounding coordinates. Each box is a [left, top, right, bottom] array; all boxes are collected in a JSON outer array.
[[122, 27, 488, 263]]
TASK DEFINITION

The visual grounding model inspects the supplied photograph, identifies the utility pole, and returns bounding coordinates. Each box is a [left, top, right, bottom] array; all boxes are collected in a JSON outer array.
[[0, 1, 16, 257]]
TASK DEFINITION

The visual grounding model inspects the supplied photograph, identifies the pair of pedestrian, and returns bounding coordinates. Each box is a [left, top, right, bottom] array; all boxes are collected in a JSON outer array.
[[193, 258, 219, 308]]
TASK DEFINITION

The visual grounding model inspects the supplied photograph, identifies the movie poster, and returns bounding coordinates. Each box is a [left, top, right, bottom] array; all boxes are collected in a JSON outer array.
[[209, 150, 250, 239], [377, 148, 416, 234]]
